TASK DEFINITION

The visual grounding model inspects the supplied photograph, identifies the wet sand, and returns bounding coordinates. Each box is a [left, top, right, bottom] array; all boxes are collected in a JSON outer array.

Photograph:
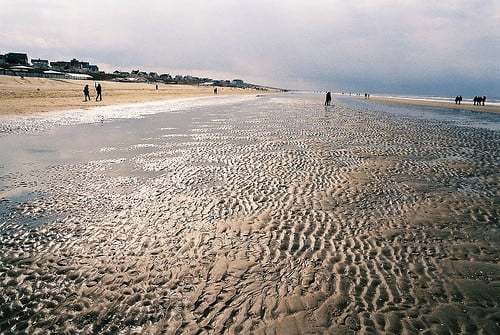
[[0, 95, 499, 334], [366, 95, 500, 114], [0, 75, 266, 116]]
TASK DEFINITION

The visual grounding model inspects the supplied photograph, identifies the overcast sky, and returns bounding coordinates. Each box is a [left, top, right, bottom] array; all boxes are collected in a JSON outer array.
[[1, 0, 498, 96]]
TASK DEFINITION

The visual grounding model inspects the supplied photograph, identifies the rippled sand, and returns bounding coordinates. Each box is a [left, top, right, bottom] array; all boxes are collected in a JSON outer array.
[[0, 95, 499, 334]]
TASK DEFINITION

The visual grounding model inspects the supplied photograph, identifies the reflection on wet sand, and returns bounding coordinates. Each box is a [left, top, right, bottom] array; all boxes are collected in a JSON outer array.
[[0, 96, 499, 334]]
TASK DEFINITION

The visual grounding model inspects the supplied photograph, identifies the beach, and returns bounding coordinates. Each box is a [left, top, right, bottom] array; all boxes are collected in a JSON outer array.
[[0, 75, 264, 116], [366, 95, 500, 114], [2, 74, 498, 117], [0, 93, 499, 334]]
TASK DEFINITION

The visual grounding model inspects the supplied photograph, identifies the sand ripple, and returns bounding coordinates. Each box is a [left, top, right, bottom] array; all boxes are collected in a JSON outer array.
[[0, 96, 499, 334]]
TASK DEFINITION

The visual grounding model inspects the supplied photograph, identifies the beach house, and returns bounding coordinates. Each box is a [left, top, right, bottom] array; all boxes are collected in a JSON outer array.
[[81, 64, 99, 72], [4, 53, 29, 66], [159, 73, 172, 80], [31, 58, 50, 69], [50, 58, 99, 73], [113, 70, 130, 77], [50, 61, 71, 71], [231, 79, 245, 87]]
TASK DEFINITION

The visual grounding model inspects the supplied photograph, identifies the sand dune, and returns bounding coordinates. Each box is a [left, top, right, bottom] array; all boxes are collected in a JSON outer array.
[[0, 96, 498, 334]]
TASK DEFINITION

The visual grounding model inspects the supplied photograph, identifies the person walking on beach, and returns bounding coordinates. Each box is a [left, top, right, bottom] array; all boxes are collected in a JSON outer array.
[[83, 84, 91, 102], [482, 96, 486, 106], [214, 87, 218, 95], [325, 91, 332, 106], [95, 83, 102, 101]]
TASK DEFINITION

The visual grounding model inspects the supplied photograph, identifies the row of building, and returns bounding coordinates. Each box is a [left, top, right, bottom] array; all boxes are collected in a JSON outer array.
[[0, 52, 99, 72], [0, 52, 264, 89], [112, 70, 245, 87]]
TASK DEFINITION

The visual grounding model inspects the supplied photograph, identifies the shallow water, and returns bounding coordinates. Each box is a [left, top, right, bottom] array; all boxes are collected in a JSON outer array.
[[335, 95, 500, 131], [0, 93, 499, 334]]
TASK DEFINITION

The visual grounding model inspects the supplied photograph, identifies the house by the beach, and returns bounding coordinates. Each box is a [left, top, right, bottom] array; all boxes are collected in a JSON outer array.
[[50, 58, 99, 72], [113, 70, 130, 77], [4, 53, 29, 66], [70, 58, 99, 72], [81, 64, 99, 72], [231, 79, 244, 87], [31, 58, 50, 69], [130, 70, 149, 77], [50, 61, 70, 71], [70, 58, 85, 71]]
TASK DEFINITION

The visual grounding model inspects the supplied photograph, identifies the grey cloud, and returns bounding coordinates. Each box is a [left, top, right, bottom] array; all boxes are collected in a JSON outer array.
[[0, 0, 498, 95]]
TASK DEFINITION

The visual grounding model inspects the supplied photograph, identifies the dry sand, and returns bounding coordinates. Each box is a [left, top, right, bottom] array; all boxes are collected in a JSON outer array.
[[0, 94, 499, 334], [0, 75, 265, 116], [367, 95, 500, 114]]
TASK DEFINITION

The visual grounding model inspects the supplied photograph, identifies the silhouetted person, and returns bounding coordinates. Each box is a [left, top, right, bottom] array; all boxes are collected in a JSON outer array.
[[455, 96, 459, 104], [473, 96, 478, 105], [325, 91, 332, 106], [214, 87, 218, 95], [155, 84, 158, 90], [95, 83, 102, 101], [83, 84, 90, 101], [459, 95, 462, 104], [482, 96, 486, 106]]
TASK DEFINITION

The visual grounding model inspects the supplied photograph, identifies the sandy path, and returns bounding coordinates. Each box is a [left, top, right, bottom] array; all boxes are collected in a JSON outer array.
[[0, 75, 266, 116], [0, 96, 499, 334]]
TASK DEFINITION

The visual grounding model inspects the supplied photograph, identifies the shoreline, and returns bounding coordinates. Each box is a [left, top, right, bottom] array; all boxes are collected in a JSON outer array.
[[0, 75, 272, 116], [363, 95, 500, 114]]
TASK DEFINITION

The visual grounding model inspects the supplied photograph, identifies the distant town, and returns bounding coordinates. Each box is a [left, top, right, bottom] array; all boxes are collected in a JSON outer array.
[[0, 52, 278, 90]]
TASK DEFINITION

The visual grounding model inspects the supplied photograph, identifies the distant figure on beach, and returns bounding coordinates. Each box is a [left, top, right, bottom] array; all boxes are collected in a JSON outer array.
[[474, 96, 485, 106], [155, 84, 158, 90], [459, 95, 462, 104], [214, 87, 218, 95], [95, 83, 102, 101], [325, 91, 332, 106], [83, 84, 91, 101], [455, 96, 459, 104]]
